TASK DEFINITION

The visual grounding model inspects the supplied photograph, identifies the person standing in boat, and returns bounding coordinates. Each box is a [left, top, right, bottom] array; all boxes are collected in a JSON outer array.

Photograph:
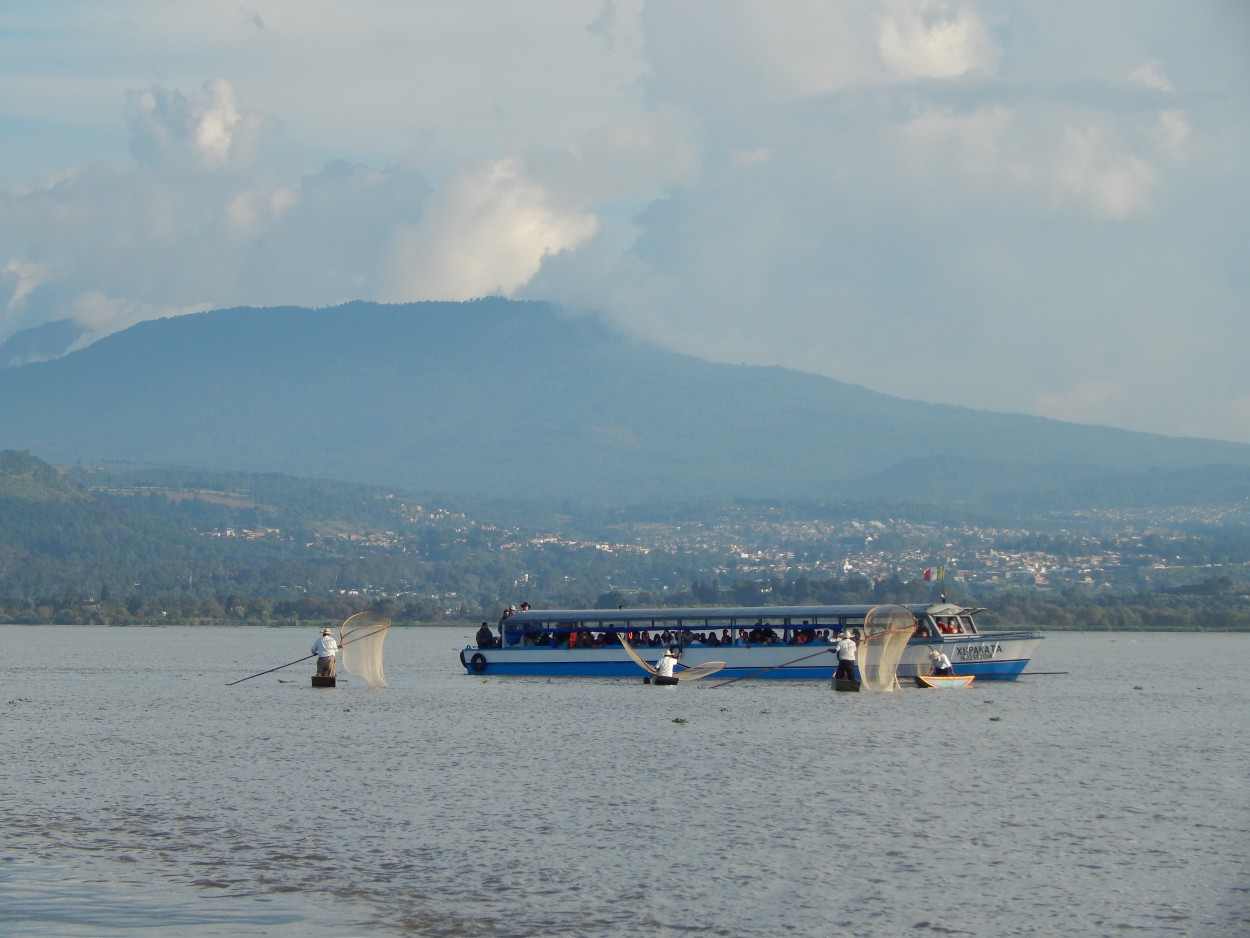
[[929, 649, 955, 676], [312, 627, 339, 678], [498, 606, 517, 645], [654, 646, 681, 685], [834, 630, 858, 681]]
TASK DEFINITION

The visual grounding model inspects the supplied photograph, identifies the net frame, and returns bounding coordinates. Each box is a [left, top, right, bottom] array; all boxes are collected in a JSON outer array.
[[619, 639, 725, 682], [674, 661, 726, 682], [857, 604, 915, 692], [618, 638, 658, 675], [339, 611, 390, 688]]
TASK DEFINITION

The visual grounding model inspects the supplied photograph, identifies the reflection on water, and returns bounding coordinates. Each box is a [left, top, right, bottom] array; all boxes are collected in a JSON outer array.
[[2, 626, 1248, 936]]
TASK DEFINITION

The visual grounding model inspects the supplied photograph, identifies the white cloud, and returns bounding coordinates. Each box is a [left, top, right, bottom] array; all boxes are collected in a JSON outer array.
[[4, 259, 46, 310], [1054, 124, 1159, 219], [379, 158, 598, 301], [877, 0, 999, 79], [0, 1, 1247, 445], [126, 78, 258, 171], [1129, 59, 1174, 94], [68, 291, 214, 349]]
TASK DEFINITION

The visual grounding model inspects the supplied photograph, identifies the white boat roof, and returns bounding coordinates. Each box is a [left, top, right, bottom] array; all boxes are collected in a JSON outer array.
[[504, 603, 981, 625]]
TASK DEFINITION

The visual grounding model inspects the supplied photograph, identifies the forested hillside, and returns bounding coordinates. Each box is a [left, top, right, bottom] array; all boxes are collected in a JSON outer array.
[[1, 453, 1247, 629]]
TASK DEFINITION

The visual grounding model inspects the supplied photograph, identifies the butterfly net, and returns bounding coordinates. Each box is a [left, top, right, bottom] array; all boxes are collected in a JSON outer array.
[[857, 604, 915, 692], [340, 612, 390, 688]]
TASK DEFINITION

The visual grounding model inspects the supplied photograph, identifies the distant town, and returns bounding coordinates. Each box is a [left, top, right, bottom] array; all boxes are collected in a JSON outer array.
[[244, 497, 1250, 609]]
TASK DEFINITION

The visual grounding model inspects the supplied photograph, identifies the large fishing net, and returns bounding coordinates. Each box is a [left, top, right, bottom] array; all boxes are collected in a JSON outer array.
[[340, 612, 390, 688], [674, 661, 726, 682], [857, 604, 915, 692], [619, 639, 725, 682]]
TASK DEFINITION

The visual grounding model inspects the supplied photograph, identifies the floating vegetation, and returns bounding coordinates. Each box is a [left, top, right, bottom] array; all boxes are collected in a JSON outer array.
[[672, 717, 688, 725], [989, 716, 1002, 722]]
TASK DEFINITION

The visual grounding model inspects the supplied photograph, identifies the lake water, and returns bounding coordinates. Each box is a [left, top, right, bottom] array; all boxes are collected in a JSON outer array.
[[1, 626, 1247, 937]]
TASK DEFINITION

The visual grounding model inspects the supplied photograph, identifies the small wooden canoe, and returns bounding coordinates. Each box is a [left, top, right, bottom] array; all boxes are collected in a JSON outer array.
[[914, 674, 974, 689], [311, 675, 337, 688], [834, 678, 861, 692]]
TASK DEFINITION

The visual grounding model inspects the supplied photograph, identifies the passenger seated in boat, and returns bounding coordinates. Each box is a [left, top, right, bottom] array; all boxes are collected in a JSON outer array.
[[592, 633, 605, 647], [721, 629, 733, 645], [475, 622, 497, 648], [704, 631, 720, 646]]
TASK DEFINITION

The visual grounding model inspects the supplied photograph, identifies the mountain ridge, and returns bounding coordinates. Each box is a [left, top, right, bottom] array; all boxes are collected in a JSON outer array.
[[1, 298, 1247, 508]]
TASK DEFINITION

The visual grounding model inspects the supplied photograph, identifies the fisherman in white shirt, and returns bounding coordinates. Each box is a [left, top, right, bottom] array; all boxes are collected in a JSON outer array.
[[928, 649, 954, 676], [654, 645, 681, 684], [312, 628, 339, 677], [834, 630, 858, 681]]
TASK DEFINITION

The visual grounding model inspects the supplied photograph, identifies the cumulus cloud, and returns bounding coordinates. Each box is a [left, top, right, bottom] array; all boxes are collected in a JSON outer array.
[[877, 0, 999, 78], [126, 78, 259, 172], [0, 1, 1247, 444], [379, 158, 599, 301]]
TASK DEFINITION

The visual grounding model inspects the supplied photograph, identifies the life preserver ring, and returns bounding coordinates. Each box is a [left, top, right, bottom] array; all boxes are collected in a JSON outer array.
[[469, 652, 488, 674]]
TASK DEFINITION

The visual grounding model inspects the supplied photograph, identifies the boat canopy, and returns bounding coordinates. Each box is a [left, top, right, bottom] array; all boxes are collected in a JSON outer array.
[[502, 603, 978, 630]]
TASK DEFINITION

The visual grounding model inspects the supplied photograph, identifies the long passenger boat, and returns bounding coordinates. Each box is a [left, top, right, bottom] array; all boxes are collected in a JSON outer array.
[[458, 603, 1041, 681]]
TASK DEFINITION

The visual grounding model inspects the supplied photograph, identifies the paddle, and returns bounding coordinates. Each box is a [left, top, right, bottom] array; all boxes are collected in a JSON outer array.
[[709, 646, 836, 688]]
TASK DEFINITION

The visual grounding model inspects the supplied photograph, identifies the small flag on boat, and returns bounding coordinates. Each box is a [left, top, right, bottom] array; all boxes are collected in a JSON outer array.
[[923, 567, 932, 581], [923, 566, 946, 582]]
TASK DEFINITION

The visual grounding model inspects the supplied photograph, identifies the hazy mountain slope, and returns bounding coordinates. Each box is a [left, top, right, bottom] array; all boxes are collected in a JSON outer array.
[[1, 299, 1248, 505]]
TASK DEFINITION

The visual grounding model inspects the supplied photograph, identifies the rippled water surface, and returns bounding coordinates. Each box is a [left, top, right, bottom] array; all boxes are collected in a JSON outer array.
[[2, 626, 1247, 936]]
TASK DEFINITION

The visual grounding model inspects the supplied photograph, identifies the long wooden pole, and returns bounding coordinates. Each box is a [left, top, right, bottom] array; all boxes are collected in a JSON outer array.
[[226, 653, 316, 686], [709, 647, 836, 688], [226, 629, 383, 686]]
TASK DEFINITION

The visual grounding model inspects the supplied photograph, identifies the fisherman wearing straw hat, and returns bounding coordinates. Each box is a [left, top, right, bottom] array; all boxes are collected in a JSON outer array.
[[653, 645, 682, 685], [834, 629, 858, 681], [312, 627, 339, 677], [928, 649, 954, 676]]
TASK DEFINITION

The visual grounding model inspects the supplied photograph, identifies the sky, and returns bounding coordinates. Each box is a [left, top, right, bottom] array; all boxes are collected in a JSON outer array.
[[2, 1, 1249, 443]]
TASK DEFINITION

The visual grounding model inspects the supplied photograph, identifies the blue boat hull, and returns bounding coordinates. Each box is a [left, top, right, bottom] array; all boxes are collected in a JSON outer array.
[[460, 632, 1040, 681]]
